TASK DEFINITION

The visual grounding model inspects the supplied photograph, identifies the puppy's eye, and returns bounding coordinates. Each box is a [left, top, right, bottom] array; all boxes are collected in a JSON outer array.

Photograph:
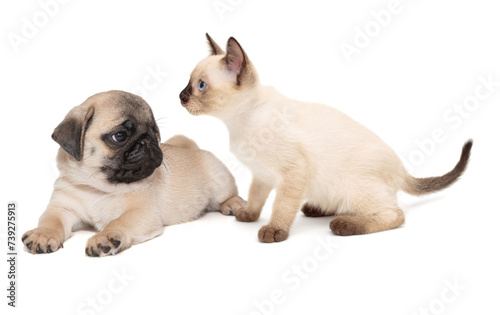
[[111, 132, 128, 143], [198, 80, 207, 91]]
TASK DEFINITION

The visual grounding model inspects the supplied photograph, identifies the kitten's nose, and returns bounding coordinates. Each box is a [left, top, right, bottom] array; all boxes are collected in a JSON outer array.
[[179, 82, 192, 105]]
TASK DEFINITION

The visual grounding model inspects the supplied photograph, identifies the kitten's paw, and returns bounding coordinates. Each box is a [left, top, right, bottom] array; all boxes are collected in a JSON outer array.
[[330, 216, 365, 236], [258, 225, 289, 243], [220, 196, 247, 216], [22, 228, 64, 254], [235, 208, 260, 222], [85, 231, 126, 257]]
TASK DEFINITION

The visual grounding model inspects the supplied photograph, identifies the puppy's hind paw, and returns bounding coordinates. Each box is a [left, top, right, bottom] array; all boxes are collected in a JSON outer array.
[[220, 196, 247, 216]]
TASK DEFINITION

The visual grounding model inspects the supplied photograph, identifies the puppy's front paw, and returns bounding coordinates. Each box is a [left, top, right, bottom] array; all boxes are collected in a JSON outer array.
[[258, 225, 289, 243], [22, 228, 64, 254], [220, 196, 247, 216], [85, 231, 126, 257]]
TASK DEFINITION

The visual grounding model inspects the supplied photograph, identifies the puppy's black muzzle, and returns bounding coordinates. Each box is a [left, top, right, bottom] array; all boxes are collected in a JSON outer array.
[[126, 139, 147, 164], [105, 136, 163, 184]]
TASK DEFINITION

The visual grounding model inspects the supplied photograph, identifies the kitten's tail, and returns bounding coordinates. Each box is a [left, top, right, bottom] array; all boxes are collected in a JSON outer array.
[[402, 140, 473, 195]]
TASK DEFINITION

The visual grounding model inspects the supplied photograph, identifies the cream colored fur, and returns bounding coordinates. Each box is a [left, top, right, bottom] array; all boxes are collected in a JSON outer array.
[[180, 35, 471, 242], [23, 91, 245, 256]]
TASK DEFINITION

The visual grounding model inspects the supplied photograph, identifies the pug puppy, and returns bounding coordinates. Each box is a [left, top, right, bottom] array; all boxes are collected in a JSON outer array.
[[22, 90, 246, 257]]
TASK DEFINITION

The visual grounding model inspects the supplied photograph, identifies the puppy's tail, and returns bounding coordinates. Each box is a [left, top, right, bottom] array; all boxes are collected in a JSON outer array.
[[402, 140, 473, 195], [164, 134, 200, 150]]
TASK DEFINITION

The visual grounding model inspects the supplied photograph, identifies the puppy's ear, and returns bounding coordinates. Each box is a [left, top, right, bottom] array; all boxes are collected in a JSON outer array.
[[222, 37, 251, 86], [52, 106, 95, 161], [206, 33, 224, 55]]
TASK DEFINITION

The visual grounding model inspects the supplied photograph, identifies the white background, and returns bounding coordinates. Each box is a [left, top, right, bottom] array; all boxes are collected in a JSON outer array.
[[1, 1, 499, 314]]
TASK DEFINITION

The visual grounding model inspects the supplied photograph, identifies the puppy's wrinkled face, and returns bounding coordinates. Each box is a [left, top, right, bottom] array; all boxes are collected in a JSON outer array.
[[97, 116, 163, 184], [53, 90, 163, 187], [179, 34, 258, 117]]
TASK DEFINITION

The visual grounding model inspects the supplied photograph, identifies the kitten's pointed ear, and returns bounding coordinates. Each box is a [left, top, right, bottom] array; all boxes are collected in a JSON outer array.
[[222, 37, 249, 85], [206, 33, 224, 55], [52, 106, 94, 161]]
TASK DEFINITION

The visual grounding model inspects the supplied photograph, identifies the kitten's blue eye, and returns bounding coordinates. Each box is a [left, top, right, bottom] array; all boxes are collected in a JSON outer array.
[[198, 80, 207, 91]]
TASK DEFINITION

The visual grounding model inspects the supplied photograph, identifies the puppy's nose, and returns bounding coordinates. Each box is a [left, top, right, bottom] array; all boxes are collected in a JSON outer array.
[[126, 139, 146, 160], [138, 138, 153, 149], [179, 82, 192, 105], [131, 142, 143, 153]]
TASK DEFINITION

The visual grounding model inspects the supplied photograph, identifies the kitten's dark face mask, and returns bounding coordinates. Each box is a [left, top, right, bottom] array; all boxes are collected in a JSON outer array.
[[180, 81, 193, 105], [179, 77, 208, 115]]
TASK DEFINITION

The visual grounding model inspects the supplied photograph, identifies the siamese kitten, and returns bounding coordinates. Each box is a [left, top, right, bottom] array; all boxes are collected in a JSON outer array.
[[179, 34, 473, 243]]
